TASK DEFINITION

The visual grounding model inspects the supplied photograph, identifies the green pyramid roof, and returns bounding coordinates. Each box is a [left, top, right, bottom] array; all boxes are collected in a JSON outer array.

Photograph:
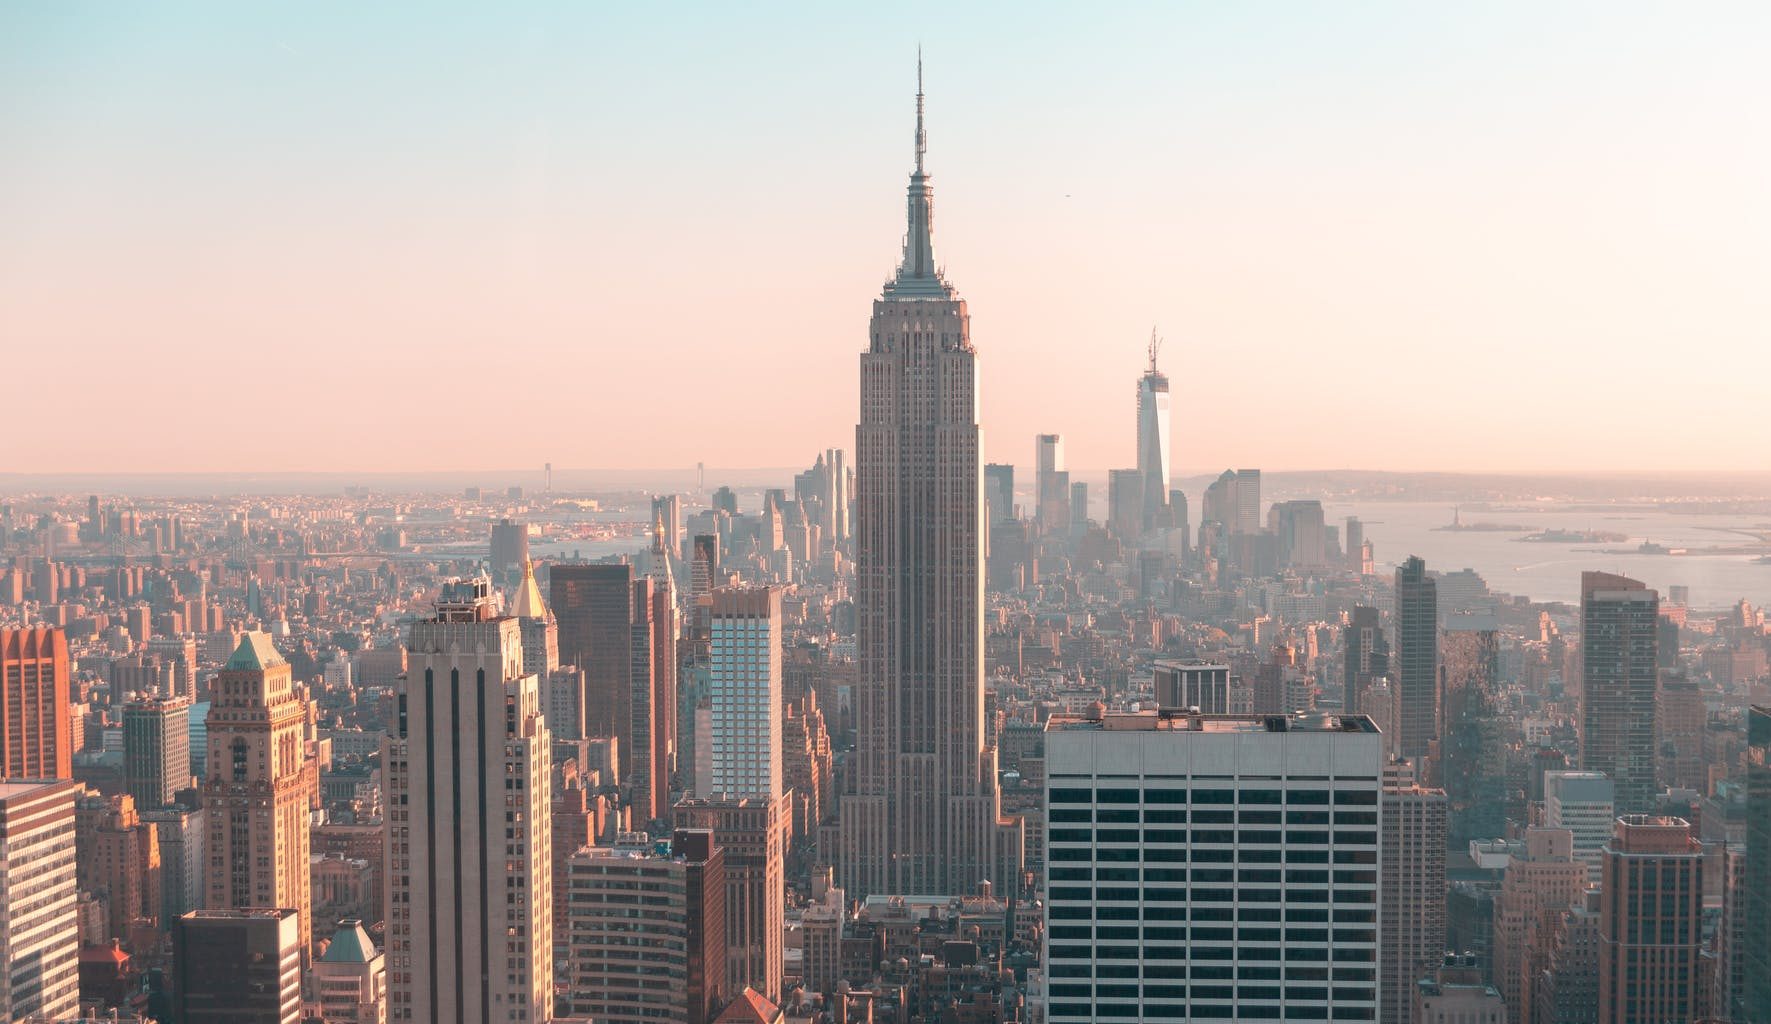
[[226, 631, 286, 671]]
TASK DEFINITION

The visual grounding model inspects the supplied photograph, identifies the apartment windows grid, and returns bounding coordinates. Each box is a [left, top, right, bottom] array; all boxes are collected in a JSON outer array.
[[1043, 712, 1383, 1023]]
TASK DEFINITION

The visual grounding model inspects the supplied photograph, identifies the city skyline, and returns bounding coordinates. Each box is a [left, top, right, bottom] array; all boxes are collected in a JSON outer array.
[[6, 4, 1769, 475]]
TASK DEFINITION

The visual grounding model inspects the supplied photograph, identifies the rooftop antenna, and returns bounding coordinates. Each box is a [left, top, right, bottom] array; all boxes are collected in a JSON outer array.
[[1147, 326, 1162, 373]]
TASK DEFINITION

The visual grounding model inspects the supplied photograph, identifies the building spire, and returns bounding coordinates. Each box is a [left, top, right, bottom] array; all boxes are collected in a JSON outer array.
[[915, 46, 926, 176]]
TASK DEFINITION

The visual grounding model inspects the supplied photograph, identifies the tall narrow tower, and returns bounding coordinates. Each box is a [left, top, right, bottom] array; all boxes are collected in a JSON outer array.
[[1136, 328, 1172, 531], [841, 59, 1014, 898], [201, 632, 314, 965]]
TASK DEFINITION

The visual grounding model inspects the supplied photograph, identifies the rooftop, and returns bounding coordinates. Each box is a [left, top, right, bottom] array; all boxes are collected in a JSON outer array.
[[226, 630, 286, 671], [1047, 710, 1379, 734]]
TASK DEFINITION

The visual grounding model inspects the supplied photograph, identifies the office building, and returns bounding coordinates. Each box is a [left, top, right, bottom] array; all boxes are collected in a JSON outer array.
[[1151, 661, 1230, 714], [565, 829, 727, 1024], [1035, 433, 1065, 535], [710, 587, 782, 801], [384, 577, 553, 1024], [1580, 573, 1659, 814], [653, 493, 683, 555], [508, 559, 558, 680], [1234, 468, 1262, 534], [1, 626, 73, 779], [841, 65, 1016, 900], [0, 780, 81, 1021], [983, 463, 1015, 524], [1343, 606, 1388, 718], [202, 631, 315, 963], [1043, 710, 1384, 1024], [1271, 499, 1328, 569], [1597, 816, 1702, 1024], [1415, 957, 1504, 1024], [121, 694, 191, 810], [1136, 331, 1171, 531], [1744, 705, 1770, 1024], [313, 918, 388, 1024], [1381, 760, 1448, 1024], [1107, 468, 1144, 541], [174, 908, 303, 1024], [675, 798, 786, 1004], [1070, 480, 1089, 536], [1394, 556, 1439, 761], [488, 518, 529, 580], [1491, 827, 1587, 1024], [1544, 771, 1615, 884]]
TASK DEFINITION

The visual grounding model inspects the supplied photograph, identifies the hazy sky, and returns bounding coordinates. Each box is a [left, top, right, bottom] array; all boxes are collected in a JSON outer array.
[[4, 3, 1767, 476]]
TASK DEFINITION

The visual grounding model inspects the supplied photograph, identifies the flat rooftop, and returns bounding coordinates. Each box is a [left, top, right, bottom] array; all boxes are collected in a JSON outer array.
[[1047, 711, 1380, 734]]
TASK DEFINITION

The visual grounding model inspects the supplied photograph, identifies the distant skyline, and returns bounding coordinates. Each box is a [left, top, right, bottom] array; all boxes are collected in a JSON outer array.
[[5, 3, 1767, 474]]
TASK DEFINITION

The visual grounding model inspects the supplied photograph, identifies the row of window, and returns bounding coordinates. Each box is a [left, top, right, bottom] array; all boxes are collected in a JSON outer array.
[[1051, 787, 1379, 807], [1050, 827, 1378, 847], [1049, 885, 1376, 904], [1049, 846, 1378, 866], [1048, 944, 1376, 964], [1050, 1001, 1375, 1020], [1049, 925, 1376, 944], [1049, 905, 1375, 923], [1050, 867, 1377, 885], [1048, 963, 1374, 981], [1051, 808, 1377, 825]]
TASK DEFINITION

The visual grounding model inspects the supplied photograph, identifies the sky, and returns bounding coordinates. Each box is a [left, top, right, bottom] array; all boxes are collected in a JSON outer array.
[[3, 2, 1768, 477]]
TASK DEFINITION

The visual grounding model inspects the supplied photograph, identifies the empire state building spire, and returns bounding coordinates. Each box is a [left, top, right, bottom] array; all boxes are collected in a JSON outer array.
[[892, 51, 945, 295]]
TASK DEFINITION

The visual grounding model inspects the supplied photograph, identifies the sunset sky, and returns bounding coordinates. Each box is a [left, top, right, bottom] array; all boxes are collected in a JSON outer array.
[[4, 3, 1767, 476]]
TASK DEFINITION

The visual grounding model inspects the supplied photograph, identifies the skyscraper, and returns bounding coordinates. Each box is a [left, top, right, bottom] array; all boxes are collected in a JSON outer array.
[[174, 908, 303, 1024], [1394, 556, 1439, 761], [1741, 705, 1770, 1024], [1035, 433, 1069, 536], [983, 463, 1014, 524], [202, 632, 316, 965], [1381, 760, 1448, 1024], [709, 587, 782, 800], [122, 693, 192, 810], [841, 61, 1014, 899], [0, 626, 72, 779], [384, 577, 553, 1024], [1343, 605, 1388, 717], [1043, 709, 1384, 1024], [1579, 572, 1659, 814], [1598, 816, 1703, 1024], [0, 780, 81, 1022], [1136, 329, 1171, 531], [1544, 770, 1615, 883], [507, 558, 558, 680], [1106, 467, 1144, 541]]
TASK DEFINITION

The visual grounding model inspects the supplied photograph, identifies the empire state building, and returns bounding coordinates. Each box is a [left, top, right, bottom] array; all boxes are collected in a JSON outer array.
[[839, 62, 1022, 898]]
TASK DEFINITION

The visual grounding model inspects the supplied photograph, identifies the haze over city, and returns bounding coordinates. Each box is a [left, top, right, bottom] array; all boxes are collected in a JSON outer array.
[[6, 3, 1769, 474]]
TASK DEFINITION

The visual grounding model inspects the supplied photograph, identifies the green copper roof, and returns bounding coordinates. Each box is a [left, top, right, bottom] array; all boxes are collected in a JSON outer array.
[[320, 920, 376, 963], [226, 631, 286, 671]]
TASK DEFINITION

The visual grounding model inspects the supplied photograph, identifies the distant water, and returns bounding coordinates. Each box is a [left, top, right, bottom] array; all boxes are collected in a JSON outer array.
[[1330, 501, 1771, 610]]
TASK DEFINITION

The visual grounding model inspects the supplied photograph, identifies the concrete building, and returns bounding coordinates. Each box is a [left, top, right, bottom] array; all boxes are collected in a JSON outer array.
[[1394, 556, 1439, 762], [1415, 956, 1505, 1024], [840, 66, 1016, 901], [565, 830, 727, 1024], [0, 627, 73, 779], [1043, 710, 1383, 1024], [312, 918, 387, 1024], [384, 577, 553, 1024], [1544, 771, 1616, 884], [201, 632, 314, 960], [174, 908, 302, 1024], [122, 694, 191, 810], [1597, 816, 1703, 1024], [1580, 573, 1659, 814], [0, 780, 81, 1021], [1382, 760, 1448, 1024], [675, 797, 786, 1005]]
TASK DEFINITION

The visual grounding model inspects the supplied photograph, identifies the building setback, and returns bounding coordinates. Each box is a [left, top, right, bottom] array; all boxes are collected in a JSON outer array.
[[0, 779, 81, 1022]]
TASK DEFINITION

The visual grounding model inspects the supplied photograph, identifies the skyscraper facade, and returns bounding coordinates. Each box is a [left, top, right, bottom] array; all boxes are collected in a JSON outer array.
[[1344, 605, 1388, 718], [384, 578, 553, 1024], [1597, 816, 1703, 1024], [0, 626, 72, 779], [202, 632, 316, 964], [1043, 710, 1384, 1024], [841, 65, 1013, 899], [174, 908, 303, 1024], [1136, 332, 1171, 531], [1579, 572, 1659, 814], [1381, 760, 1448, 1024], [122, 693, 192, 811], [1035, 433, 1069, 536], [1741, 705, 1770, 1024], [0, 780, 81, 1022], [709, 586, 782, 800], [1394, 556, 1439, 761]]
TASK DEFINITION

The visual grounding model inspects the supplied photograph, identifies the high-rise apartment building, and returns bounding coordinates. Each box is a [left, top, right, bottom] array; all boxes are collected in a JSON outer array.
[[1381, 760, 1448, 1024], [565, 829, 727, 1024], [1580, 572, 1659, 814], [1394, 556, 1439, 761], [1544, 771, 1615, 884], [709, 587, 782, 800], [0, 780, 81, 1022], [841, 65, 1015, 900], [1597, 816, 1702, 1024], [1043, 710, 1384, 1024], [1136, 333, 1171, 531], [1, 626, 73, 779], [384, 578, 553, 1024], [1744, 705, 1771, 1024], [122, 693, 192, 810], [202, 632, 315, 963], [174, 908, 303, 1024]]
